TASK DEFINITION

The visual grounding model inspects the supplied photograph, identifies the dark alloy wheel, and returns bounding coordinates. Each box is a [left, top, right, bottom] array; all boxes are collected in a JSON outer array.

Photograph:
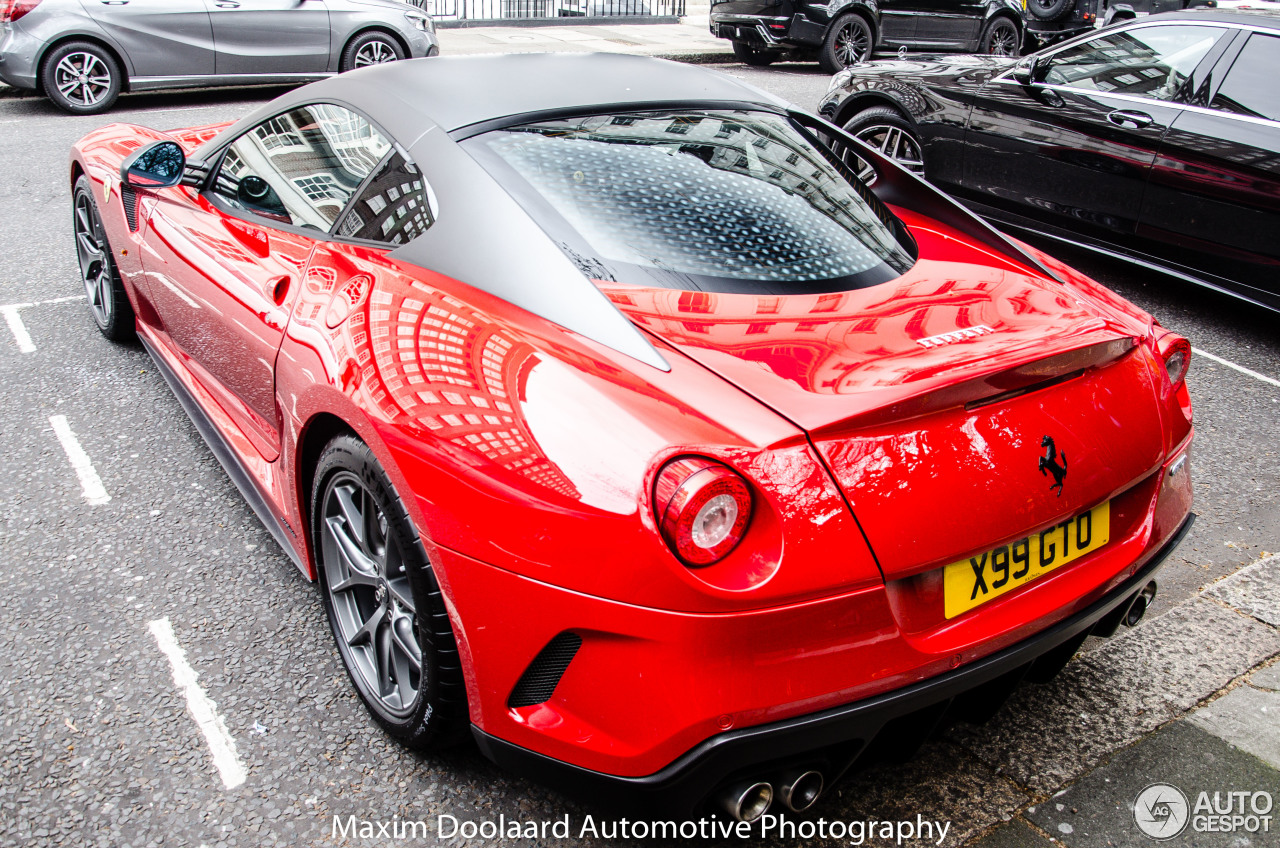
[[841, 106, 926, 184], [981, 18, 1021, 56], [42, 42, 122, 115], [341, 31, 406, 73], [820, 14, 874, 74], [313, 435, 468, 748], [732, 40, 779, 67], [73, 176, 134, 341]]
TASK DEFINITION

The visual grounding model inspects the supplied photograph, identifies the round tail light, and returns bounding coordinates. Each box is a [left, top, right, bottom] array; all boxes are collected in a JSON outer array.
[[1156, 334, 1191, 386], [654, 458, 753, 566]]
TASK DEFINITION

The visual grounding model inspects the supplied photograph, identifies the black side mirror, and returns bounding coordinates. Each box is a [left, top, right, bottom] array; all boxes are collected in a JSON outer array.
[[1014, 57, 1046, 87], [121, 140, 186, 189]]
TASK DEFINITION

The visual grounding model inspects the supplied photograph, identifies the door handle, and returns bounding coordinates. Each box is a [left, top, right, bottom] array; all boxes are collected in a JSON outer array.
[[214, 1, 240, 7], [1107, 110, 1154, 128], [99, 1, 129, 5]]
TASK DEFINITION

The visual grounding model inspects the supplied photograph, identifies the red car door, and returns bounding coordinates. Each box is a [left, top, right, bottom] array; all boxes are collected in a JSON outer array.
[[142, 190, 316, 460], [141, 103, 394, 458]]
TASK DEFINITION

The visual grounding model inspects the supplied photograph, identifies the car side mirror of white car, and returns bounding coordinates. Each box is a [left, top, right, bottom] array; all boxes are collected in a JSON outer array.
[[121, 140, 186, 190]]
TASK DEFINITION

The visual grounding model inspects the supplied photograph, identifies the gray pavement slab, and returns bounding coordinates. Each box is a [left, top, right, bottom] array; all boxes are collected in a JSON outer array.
[[949, 598, 1280, 795], [1190, 684, 1280, 770], [968, 818, 1057, 848], [1250, 663, 1280, 692], [1024, 722, 1280, 848], [1205, 554, 1280, 628]]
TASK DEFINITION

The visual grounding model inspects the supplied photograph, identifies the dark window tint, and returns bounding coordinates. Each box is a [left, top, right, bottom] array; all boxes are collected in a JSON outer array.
[[335, 151, 436, 245], [1210, 33, 1280, 122], [1044, 25, 1226, 101], [466, 110, 915, 294], [212, 104, 391, 230]]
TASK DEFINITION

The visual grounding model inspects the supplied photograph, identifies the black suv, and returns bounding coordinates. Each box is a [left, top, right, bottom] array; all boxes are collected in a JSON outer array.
[[710, 0, 1027, 72]]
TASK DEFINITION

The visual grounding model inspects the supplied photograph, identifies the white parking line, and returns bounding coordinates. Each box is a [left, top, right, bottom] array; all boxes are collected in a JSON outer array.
[[1, 306, 35, 353], [1195, 348, 1280, 389], [48, 415, 110, 505], [148, 617, 248, 790]]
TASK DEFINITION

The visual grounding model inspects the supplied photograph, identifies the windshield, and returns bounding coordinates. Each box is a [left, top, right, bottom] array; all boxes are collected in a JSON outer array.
[[465, 110, 917, 294]]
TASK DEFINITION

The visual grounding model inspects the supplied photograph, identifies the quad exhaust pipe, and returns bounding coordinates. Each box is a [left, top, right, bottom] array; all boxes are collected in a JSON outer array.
[[718, 770, 825, 821], [1123, 581, 1157, 627], [720, 781, 773, 823], [778, 770, 824, 812]]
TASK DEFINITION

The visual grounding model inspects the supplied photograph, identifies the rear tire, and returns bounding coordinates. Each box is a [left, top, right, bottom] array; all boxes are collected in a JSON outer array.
[[41, 41, 121, 115], [72, 176, 135, 341], [340, 31, 406, 73], [312, 435, 469, 749], [980, 17, 1021, 57], [819, 14, 874, 74], [732, 40, 779, 66]]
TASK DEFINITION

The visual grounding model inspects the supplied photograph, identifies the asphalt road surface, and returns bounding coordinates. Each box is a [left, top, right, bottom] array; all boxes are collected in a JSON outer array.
[[1, 68, 1277, 848]]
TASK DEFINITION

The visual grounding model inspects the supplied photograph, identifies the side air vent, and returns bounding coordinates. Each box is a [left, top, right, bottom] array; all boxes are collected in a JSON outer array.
[[121, 184, 138, 231], [507, 632, 582, 708]]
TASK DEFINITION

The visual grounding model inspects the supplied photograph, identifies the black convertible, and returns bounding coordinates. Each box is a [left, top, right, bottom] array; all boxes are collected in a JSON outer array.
[[819, 9, 1280, 311]]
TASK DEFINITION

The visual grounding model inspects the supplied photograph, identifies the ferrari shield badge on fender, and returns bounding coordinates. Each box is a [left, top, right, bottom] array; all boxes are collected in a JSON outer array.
[[1039, 435, 1068, 496]]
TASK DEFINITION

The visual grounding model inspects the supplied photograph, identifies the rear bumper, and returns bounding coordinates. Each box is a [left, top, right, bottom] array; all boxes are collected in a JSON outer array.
[[474, 512, 1193, 815], [709, 13, 827, 48], [0, 25, 40, 90]]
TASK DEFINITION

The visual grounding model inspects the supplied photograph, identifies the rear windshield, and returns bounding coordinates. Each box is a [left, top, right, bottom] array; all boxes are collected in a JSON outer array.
[[465, 110, 917, 294]]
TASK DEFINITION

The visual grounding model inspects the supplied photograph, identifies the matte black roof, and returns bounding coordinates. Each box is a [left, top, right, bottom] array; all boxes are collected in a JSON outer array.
[[316, 52, 787, 134]]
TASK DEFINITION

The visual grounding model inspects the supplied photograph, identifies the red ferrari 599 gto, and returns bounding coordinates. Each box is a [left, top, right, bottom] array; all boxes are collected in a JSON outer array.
[[70, 53, 1194, 819]]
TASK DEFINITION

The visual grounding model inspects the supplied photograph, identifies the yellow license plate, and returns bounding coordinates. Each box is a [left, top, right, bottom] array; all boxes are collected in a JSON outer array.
[[943, 501, 1110, 620]]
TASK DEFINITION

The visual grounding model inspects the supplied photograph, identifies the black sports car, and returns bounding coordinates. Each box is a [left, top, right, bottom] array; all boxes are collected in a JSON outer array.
[[819, 9, 1280, 311], [710, 0, 1026, 73]]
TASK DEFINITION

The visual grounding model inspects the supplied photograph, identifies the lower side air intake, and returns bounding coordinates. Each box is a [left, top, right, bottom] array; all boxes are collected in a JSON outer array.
[[508, 632, 582, 708]]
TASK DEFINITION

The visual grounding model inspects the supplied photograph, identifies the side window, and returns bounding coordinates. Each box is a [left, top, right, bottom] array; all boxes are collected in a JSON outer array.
[[1042, 25, 1226, 102], [334, 150, 436, 245], [1209, 33, 1280, 123], [212, 103, 391, 230]]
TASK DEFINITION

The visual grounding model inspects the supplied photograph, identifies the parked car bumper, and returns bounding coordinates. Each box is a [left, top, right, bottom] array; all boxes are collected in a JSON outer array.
[[449, 442, 1193, 813], [473, 510, 1193, 815], [0, 24, 41, 90], [709, 12, 827, 49]]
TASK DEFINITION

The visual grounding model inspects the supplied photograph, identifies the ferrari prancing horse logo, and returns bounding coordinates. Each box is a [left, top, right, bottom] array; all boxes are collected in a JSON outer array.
[[1039, 435, 1067, 497]]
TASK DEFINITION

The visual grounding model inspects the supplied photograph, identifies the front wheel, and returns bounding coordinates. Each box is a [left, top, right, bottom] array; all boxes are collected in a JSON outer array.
[[312, 435, 468, 749], [732, 40, 779, 67], [980, 18, 1021, 57], [72, 176, 135, 341], [41, 41, 122, 115], [842, 106, 926, 182], [819, 14, 874, 74], [340, 31, 406, 72]]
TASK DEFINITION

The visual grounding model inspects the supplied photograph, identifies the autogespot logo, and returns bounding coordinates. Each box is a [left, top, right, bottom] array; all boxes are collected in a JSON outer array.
[[1134, 783, 1190, 840]]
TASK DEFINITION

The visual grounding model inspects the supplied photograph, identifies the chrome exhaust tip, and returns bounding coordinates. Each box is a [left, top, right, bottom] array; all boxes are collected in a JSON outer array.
[[778, 770, 824, 812], [1123, 581, 1157, 627], [720, 781, 773, 823]]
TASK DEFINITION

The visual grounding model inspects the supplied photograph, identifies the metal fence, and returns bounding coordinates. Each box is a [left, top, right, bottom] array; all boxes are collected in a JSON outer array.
[[419, 0, 686, 25]]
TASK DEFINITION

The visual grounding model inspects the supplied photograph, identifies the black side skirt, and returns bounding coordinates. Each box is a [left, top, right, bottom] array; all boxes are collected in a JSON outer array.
[[140, 334, 304, 573]]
